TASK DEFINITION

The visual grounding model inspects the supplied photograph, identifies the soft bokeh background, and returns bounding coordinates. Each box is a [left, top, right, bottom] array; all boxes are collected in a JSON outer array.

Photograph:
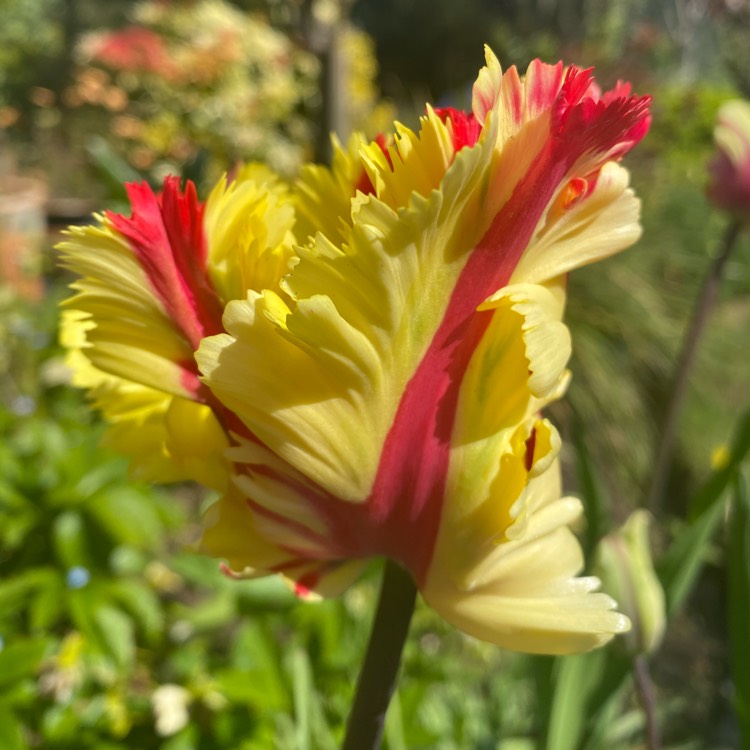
[[1, 1, 749, 748]]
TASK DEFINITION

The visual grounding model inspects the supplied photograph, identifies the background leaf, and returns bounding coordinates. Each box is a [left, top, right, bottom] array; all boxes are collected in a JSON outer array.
[[728, 468, 750, 749]]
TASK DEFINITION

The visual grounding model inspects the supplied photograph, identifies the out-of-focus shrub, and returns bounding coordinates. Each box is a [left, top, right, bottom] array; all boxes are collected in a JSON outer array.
[[67, 0, 320, 184], [50, 0, 393, 191]]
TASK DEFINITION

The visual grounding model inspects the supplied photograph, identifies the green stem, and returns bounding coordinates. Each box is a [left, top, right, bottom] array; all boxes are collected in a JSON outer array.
[[634, 655, 661, 750], [647, 219, 743, 513], [341, 559, 417, 750]]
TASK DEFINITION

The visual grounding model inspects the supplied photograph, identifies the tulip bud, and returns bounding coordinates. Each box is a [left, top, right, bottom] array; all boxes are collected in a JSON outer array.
[[707, 99, 750, 222], [594, 510, 666, 655]]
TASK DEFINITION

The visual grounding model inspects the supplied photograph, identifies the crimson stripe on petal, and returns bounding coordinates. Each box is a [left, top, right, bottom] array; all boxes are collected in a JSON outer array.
[[106, 177, 224, 354], [353, 77, 651, 583]]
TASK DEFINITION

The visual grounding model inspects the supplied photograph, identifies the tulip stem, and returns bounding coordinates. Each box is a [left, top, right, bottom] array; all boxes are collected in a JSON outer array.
[[634, 655, 661, 750], [341, 559, 417, 750], [647, 219, 743, 513]]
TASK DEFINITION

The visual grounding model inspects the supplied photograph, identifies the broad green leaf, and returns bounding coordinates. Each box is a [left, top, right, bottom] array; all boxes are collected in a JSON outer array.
[[169, 552, 227, 588], [289, 646, 311, 750], [28, 572, 65, 632], [0, 482, 38, 551], [159, 723, 198, 750], [234, 576, 297, 612], [0, 567, 58, 620], [0, 637, 53, 691], [68, 590, 134, 668], [72, 455, 130, 500], [383, 689, 407, 750], [215, 621, 289, 711], [94, 604, 135, 669], [41, 703, 82, 744], [67, 588, 99, 644], [293, 648, 338, 750], [728, 469, 750, 749], [0, 676, 36, 709], [547, 651, 606, 750], [0, 706, 24, 750], [52, 510, 90, 568], [171, 589, 237, 632], [86, 485, 165, 550], [108, 578, 165, 643]]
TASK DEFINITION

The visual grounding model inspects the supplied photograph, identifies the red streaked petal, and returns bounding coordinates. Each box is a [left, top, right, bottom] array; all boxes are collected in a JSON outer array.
[[434, 107, 482, 151], [106, 178, 224, 352], [552, 66, 652, 165], [525, 59, 565, 118]]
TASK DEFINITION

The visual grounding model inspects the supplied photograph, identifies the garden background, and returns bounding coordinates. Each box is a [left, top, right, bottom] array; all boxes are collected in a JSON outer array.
[[1, 0, 750, 748]]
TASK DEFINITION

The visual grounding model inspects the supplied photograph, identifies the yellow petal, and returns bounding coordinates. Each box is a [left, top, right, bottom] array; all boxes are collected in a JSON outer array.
[[60, 310, 228, 488], [204, 164, 296, 302], [477, 282, 571, 401], [360, 108, 455, 210], [294, 133, 372, 245], [163, 398, 229, 491]]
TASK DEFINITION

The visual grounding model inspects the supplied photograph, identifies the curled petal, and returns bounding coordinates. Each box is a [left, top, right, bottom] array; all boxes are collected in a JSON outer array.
[[59, 220, 201, 399], [512, 162, 642, 284], [423, 461, 630, 654]]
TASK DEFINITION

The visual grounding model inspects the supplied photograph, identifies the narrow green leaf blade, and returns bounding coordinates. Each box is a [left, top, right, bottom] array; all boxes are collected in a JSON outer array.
[[689, 410, 750, 520], [289, 646, 311, 750], [659, 410, 750, 616], [728, 469, 750, 749], [546, 648, 632, 750], [658, 499, 725, 616]]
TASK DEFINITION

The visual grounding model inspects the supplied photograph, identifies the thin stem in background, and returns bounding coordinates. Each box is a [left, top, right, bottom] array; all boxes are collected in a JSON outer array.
[[647, 219, 743, 513], [634, 655, 661, 750], [341, 559, 417, 750]]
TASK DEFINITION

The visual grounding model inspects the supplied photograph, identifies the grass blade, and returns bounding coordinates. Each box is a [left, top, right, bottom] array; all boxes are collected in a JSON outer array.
[[689, 410, 750, 520], [728, 469, 750, 749], [659, 410, 750, 616]]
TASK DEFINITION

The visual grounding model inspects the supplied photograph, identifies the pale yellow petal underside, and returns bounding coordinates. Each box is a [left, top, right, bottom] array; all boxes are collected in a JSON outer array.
[[424, 461, 631, 654], [513, 162, 642, 284]]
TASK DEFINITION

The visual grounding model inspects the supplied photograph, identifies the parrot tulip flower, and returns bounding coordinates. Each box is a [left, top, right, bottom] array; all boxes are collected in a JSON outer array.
[[61, 47, 651, 655]]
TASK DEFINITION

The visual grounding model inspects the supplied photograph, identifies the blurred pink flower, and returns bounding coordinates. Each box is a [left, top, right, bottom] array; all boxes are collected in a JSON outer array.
[[88, 27, 175, 77], [707, 99, 750, 221]]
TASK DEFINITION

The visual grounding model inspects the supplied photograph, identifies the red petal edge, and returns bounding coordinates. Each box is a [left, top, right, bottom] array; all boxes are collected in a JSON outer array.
[[106, 177, 224, 353]]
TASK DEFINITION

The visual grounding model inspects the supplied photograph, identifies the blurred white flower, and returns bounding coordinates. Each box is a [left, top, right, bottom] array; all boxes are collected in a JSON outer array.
[[152, 684, 191, 737]]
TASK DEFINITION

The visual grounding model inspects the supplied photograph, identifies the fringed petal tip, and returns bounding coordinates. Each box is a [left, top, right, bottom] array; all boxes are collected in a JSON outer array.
[[422, 579, 631, 655]]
